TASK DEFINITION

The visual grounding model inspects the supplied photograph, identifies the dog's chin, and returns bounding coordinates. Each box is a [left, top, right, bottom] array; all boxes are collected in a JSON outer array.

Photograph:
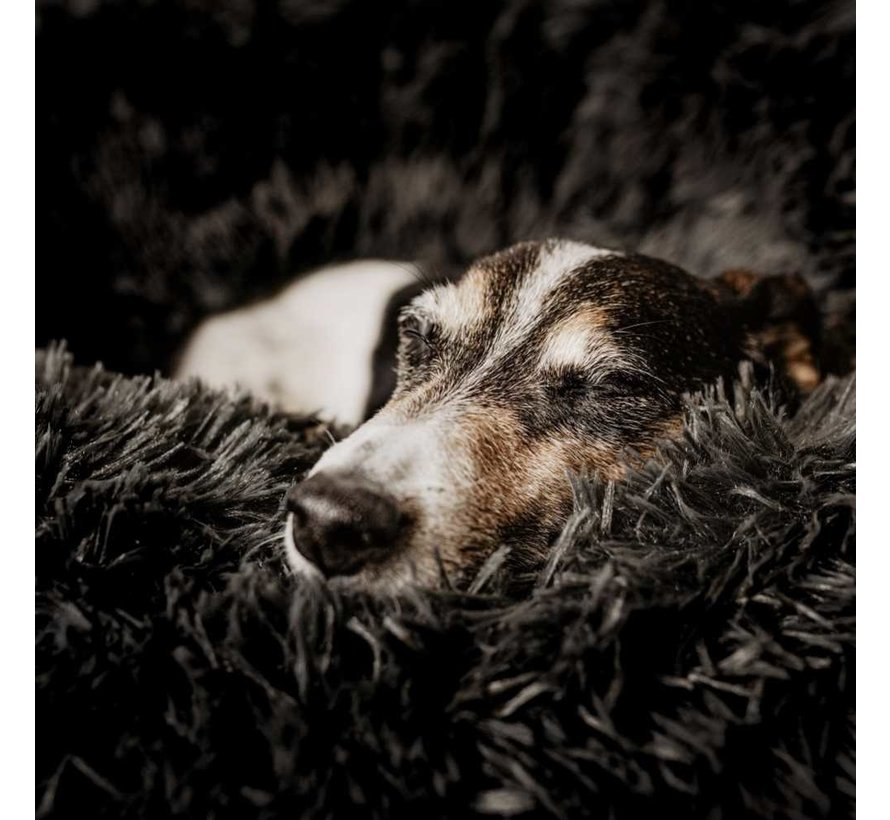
[[282, 514, 450, 594]]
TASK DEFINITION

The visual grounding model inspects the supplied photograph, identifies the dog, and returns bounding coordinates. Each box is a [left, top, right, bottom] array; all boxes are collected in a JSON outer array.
[[177, 239, 820, 591]]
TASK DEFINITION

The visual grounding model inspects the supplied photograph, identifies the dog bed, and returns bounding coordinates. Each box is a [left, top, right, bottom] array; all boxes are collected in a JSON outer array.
[[37, 346, 854, 818], [36, 0, 855, 816]]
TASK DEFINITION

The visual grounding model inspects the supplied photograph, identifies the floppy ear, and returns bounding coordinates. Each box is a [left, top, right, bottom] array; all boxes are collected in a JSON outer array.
[[706, 269, 822, 392]]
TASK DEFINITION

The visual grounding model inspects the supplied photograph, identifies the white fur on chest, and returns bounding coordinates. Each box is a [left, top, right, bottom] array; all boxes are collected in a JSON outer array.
[[175, 260, 419, 426]]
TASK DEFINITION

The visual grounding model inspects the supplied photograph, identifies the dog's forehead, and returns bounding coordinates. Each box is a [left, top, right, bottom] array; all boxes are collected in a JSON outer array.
[[413, 239, 623, 335]]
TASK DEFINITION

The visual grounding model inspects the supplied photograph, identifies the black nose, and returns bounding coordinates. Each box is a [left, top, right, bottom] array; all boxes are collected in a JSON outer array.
[[286, 473, 401, 577]]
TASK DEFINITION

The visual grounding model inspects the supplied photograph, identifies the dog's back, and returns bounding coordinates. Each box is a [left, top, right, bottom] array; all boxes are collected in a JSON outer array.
[[175, 260, 432, 425]]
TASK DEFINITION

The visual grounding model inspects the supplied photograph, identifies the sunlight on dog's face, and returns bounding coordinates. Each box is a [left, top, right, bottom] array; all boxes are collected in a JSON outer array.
[[285, 239, 744, 590]]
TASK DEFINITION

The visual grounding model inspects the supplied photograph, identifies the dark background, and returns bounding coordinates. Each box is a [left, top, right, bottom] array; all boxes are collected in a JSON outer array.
[[37, 0, 854, 375]]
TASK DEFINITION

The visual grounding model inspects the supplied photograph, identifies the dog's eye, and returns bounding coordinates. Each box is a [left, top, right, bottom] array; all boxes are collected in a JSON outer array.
[[594, 371, 650, 397], [398, 313, 437, 368], [547, 369, 589, 399]]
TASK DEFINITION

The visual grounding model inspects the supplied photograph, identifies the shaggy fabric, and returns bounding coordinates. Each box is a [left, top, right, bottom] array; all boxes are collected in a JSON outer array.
[[37, 0, 854, 375], [36, 347, 855, 818]]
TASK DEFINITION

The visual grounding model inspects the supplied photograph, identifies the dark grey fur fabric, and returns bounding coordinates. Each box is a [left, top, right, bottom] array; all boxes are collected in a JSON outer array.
[[36, 0, 855, 816], [36, 347, 854, 818]]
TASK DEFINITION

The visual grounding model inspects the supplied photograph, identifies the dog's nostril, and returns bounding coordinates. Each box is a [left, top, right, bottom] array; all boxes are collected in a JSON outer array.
[[286, 473, 401, 577], [289, 502, 308, 530]]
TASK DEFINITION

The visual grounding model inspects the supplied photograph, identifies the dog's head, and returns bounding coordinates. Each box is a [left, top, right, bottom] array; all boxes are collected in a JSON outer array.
[[284, 239, 819, 590]]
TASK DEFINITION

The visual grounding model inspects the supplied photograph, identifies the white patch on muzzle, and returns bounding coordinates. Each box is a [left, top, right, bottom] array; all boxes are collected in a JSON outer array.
[[283, 411, 463, 580], [308, 413, 456, 500]]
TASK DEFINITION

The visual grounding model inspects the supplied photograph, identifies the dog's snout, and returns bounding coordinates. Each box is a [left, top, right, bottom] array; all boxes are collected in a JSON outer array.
[[286, 474, 401, 577]]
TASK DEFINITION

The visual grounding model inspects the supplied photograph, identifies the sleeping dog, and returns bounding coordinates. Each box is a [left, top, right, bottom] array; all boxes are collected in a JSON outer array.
[[177, 239, 820, 590]]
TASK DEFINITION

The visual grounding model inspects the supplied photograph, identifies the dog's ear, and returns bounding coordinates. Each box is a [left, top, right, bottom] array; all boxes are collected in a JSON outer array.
[[705, 269, 822, 392]]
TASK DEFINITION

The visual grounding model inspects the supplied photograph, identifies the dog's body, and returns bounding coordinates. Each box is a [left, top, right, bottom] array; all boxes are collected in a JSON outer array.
[[177, 239, 820, 591], [175, 259, 431, 426]]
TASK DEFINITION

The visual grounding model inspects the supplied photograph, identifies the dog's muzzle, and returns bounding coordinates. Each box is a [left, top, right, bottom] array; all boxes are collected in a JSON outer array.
[[285, 473, 402, 577]]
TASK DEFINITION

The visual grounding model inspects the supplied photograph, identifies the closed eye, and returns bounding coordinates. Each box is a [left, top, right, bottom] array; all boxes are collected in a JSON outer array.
[[592, 370, 652, 396], [544, 368, 590, 399], [403, 327, 433, 348], [544, 369, 654, 402], [398, 312, 438, 369]]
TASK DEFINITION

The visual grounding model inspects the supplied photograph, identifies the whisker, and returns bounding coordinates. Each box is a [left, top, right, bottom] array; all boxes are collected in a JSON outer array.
[[395, 261, 438, 289], [610, 319, 672, 335]]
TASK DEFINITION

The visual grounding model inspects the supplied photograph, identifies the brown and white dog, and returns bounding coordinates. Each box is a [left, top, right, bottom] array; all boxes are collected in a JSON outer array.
[[177, 239, 820, 590]]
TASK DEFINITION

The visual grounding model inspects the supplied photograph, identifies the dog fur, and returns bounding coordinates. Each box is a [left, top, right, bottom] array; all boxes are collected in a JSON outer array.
[[284, 239, 819, 589]]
